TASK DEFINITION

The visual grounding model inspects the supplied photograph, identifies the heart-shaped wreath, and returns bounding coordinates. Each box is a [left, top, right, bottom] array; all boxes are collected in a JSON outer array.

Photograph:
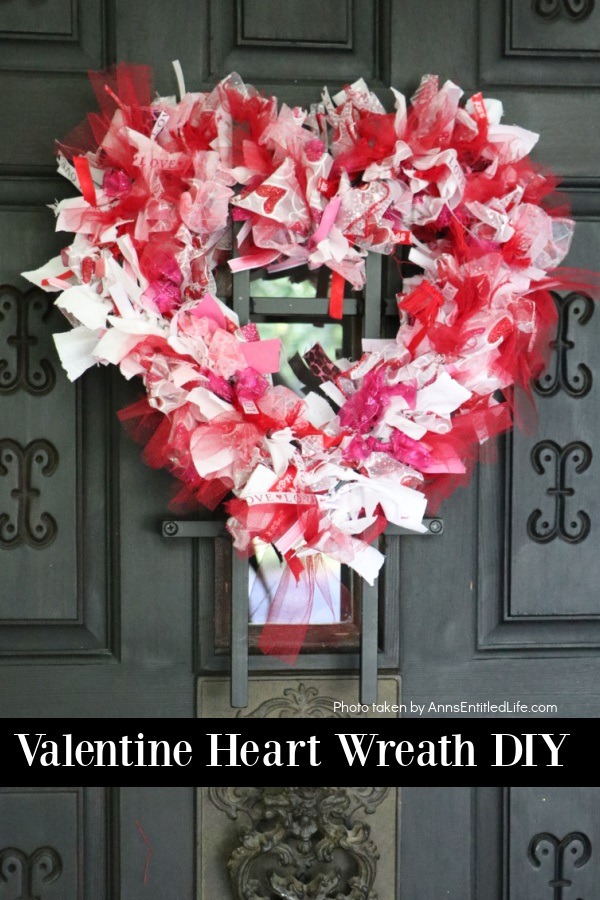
[[24, 64, 585, 654]]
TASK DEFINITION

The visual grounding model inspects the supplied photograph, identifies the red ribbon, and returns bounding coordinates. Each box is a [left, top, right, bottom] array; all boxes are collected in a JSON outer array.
[[329, 270, 345, 319], [41, 269, 73, 287], [73, 156, 97, 207], [469, 92, 488, 136]]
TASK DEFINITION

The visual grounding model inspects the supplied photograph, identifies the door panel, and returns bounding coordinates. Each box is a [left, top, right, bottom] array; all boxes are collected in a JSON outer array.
[[404, 787, 600, 899], [0, 182, 196, 711], [0, 787, 107, 900], [0, 787, 195, 899]]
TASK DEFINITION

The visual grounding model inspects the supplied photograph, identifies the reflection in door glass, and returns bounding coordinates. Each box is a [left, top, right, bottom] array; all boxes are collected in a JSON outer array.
[[256, 319, 343, 395]]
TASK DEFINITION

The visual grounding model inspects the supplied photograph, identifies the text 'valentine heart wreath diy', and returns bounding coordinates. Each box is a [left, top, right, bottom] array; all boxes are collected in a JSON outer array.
[[24, 63, 592, 659]]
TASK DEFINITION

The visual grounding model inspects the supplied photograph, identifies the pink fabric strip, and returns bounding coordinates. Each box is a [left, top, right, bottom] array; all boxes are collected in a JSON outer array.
[[228, 249, 279, 272], [310, 196, 342, 247]]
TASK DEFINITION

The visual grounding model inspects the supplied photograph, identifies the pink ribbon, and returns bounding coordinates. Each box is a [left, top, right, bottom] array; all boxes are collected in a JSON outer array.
[[228, 248, 279, 272], [310, 196, 342, 247]]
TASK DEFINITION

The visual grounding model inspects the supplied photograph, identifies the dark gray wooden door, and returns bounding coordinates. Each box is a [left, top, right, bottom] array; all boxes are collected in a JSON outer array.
[[2, 0, 600, 897], [1, 2, 200, 892]]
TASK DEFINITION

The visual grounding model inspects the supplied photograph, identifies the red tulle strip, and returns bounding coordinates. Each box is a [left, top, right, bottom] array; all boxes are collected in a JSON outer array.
[[58, 64, 154, 159], [256, 557, 317, 664], [423, 401, 513, 510], [256, 555, 348, 665], [117, 398, 232, 512]]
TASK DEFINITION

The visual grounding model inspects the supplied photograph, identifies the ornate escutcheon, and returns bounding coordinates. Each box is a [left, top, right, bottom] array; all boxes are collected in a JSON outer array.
[[209, 786, 389, 899], [0, 846, 62, 900], [528, 831, 592, 899], [0, 285, 56, 396], [0, 439, 58, 549], [535, 293, 593, 399], [236, 683, 366, 718], [532, 0, 595, 21], [527, 440, 592, 544]]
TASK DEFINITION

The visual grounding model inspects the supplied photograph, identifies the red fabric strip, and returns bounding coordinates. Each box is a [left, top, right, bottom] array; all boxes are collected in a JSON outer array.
[[329, 270, 345, 319], [469, 92, 488, 135], [73, 156, 97, 207], [284, 550, 305, 581], [41, 269, 74, 286]]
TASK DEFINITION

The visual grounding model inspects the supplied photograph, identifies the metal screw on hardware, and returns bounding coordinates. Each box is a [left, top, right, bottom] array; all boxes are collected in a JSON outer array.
[[429, 519, 443, 534], [163, 521, 179, 537]]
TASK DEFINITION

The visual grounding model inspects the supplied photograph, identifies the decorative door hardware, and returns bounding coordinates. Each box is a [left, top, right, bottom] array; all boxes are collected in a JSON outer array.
[[534, 292, 593, 399], [0, 285, 56, 396], [528, 830, 592, 899], [0, 846, 62, 900], [210, 786, 389, 900], [527, 440, 592, 544], [0, 438, 58, 549], [532, 0, 595, 21]]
